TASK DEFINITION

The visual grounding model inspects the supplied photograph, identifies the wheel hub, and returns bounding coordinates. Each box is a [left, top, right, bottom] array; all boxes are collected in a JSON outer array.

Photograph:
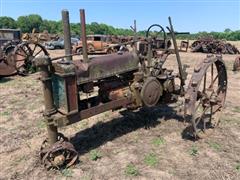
[[141, 77, 163, 107]]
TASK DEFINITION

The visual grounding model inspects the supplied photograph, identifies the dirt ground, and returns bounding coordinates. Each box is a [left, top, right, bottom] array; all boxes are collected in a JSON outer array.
[[0, 42, 240, 180]]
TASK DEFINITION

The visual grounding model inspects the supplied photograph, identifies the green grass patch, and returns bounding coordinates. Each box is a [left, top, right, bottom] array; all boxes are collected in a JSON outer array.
[[152, 137, 165, 146], [125, 163, 139, 176], [0, 111, 10, 116], [89, 150, 102, 161], [189, 145, 199, 156], [144, 153, 158, 167], [233, 106, 240, 113], [236, 163, 240, 172], [61, 168, 73, 177], [37, 120, 46, 129], [208, 141, 221, 151]]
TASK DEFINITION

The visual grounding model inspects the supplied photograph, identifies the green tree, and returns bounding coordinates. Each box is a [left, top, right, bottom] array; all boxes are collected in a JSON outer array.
[[28, 14, 43, 32], [1, 14, 239, 41], [0, 16, 17, 29], [17, 16, 29, 32], [224, 28, 231, 33], [17, 14, 42, 33]]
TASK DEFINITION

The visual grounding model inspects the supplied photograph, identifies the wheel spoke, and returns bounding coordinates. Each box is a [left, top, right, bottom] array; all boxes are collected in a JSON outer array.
[[19, 46, 28, 55], [16, 52, 27, 57], [16, 59, 26, 62], [195, 106, 209, 125], [32, 44, 37, 54], [209, 106, 213, 123], [34, 49, 43, 57], [203, 72, 206, 92], [211, 63, 213, 86], [208, 74, 218, 89]]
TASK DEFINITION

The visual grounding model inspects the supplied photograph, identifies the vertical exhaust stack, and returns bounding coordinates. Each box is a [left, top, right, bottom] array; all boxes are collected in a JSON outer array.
[[62, 10, 72, 61], [80, 9, 88, 63]]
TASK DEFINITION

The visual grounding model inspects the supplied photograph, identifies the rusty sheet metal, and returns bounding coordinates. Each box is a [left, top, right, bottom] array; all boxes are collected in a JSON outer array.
[[52, 52, 139, 84], [0, 48, 17, 76], [52, 75, 67, 112], [65, 76, 78, 112], [233, 56, 240, 71], [52, 74, 78, 114], [74, 52, 139, 84], [0, 60, 16, 76]]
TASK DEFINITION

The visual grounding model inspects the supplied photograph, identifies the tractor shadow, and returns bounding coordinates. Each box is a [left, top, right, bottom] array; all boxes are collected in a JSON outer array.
[[0, 77, 13, 83], [70, 104, 184, 156]]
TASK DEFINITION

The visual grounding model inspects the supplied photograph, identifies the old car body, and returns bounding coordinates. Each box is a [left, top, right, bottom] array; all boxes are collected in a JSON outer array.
[[0, 29, 21, 47], [45, 37, 79, 50], [73, 34, 121, 54]]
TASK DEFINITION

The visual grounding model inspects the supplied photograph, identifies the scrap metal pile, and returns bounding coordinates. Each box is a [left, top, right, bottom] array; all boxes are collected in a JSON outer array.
[[191, 37, 240, 54], [0, 29, 48, 76]]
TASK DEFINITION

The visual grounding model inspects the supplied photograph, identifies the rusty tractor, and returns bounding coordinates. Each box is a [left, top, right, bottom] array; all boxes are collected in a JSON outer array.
[[33, 9, 228, 170], [0, 29, 48, 76]]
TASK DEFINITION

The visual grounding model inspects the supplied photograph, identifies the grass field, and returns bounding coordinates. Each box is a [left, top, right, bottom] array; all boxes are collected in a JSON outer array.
[[0, 42, 240, 179]]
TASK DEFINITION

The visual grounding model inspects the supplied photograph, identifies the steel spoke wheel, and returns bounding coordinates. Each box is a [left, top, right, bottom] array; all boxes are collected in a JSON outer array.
[[14, 41, 49, 75], [40, 133, 78, 170], [184, 55, 227, 139]]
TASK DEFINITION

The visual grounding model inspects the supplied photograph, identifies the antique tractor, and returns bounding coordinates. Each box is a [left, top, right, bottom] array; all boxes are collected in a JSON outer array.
[[0, 29, 48, 76], [34, 9, 228, 169]]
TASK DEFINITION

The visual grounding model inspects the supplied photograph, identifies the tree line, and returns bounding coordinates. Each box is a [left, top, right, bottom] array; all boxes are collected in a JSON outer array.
[[0, 14, 240, 41]]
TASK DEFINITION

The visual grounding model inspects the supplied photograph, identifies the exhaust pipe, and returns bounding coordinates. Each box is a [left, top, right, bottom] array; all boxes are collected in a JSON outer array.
[[62, 10, 72, 61], [80, 9, 88, 63]]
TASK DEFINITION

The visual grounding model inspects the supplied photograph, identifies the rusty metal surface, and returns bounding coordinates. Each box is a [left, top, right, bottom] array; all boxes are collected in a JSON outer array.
[[0, 40, 49, 76], [67, 52, 139, 84], [191, 37, 240, 54], [14, 41, 49, 75], [62, 10, 72, 61], [168, 17, 185, 94], [233, 56, 240, 71], [179, 40, 189, 52], [0, 29, 21, 47], [0, 60, 17, 76], [80, 9, 88, 62], [53, 97, 133, 127], [141, 77, 163, 107], [40, 133, 78, 170]]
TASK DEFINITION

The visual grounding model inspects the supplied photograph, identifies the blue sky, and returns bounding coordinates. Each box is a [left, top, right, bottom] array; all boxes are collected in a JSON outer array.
[[0, 0, 240, 33]]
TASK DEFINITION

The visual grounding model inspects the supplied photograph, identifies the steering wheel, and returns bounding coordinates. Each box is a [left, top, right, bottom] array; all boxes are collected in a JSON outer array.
[[146, 24, 166, 46]]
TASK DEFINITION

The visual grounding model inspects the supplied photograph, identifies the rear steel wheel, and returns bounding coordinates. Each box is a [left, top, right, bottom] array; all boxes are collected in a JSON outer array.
[[13, 41, 48, 75], [184, 55, 227, 139]]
